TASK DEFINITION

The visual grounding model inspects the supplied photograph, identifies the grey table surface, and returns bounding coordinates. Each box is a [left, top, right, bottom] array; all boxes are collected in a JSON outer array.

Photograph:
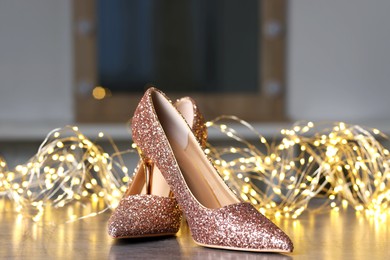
[[0, 198, 388, 260]]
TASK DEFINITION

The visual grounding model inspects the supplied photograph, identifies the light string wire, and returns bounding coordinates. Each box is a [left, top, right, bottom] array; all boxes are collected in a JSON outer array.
[[206, 116, 390, 219], [0, 126, 133, 222], [0, 119, 389, 221]]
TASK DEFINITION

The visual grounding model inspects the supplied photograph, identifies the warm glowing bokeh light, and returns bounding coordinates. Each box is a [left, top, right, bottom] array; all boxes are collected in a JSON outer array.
[[92, 86, 111, 100]]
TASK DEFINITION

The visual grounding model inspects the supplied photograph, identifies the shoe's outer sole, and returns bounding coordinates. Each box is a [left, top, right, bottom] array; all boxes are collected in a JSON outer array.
[[194, 240, 292, 253], [111, 232, 177, 239]]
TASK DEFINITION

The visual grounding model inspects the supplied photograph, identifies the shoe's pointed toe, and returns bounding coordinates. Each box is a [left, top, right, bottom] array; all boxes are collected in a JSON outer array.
[[187, 202, 293, 252], [270, 225, 294, 252], [241, 206, 294, 252], [274, 232, 294, 253], [240, 204, 293, 252], [254, 214, 294, 252]]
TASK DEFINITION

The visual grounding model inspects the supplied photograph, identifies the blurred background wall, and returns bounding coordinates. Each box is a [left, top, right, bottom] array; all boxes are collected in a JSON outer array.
[[0, 0, 73, 123], [287, 0, 390, 121], [0, 0, 390, 123]]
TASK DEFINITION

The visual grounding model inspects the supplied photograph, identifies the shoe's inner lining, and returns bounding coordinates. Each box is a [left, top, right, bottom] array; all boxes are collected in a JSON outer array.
[[126, 163, 171, 197], [175, 98, 194, 127], [152, 92, 240, 209]]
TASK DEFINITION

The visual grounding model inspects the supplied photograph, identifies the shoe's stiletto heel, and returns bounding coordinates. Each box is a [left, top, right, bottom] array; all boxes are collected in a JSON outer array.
[[108, 96, 207, 238], [132, 88, 293, 252]]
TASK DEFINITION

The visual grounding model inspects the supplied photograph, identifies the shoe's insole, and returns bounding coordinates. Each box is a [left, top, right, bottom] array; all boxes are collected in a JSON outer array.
[[171, 135, 239, 209], [127, 163, 171, 197], [153, 91, 239, 209]]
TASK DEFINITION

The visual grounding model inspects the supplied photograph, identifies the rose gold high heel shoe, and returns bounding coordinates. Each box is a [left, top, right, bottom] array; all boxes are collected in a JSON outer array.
[[108, 96, 207, 238], [131, 88, 294, 252]]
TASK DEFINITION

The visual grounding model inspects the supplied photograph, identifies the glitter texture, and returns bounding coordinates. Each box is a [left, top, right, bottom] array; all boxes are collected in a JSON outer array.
[[108, 96, 207, 238], [131, 88, 293, 252], [107, 195, 181, 238]]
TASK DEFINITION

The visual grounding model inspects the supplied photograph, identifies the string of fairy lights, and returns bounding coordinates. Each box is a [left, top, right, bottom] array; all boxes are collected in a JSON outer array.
[[206, 116, 390, 219], [0, 119, 389, 222], [0, 126, 133, 221]]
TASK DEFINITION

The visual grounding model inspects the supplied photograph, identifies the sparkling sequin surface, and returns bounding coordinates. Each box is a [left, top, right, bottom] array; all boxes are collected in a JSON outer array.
[[107, 195, 181, 238], [107, 96, 207, 239], [132, 88, 294, 252]]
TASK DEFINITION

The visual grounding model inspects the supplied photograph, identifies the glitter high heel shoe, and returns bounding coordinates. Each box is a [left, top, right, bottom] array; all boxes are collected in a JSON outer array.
[[131, 88, 294, 252], [108, 96, 207, 238]]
